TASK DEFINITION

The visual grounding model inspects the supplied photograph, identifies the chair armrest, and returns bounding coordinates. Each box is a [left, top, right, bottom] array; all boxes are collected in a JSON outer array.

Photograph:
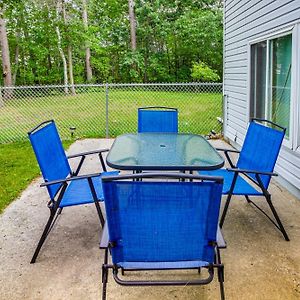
[[67, 148, 109, 159], [227, 168, 278, 177], [68, 148, 109, 174], [100, 223, 109, 249], [217, 226, 226, 249], [40, 172, 103, 187], [215, 147, 240, 154], [215, 148, 239, 168]]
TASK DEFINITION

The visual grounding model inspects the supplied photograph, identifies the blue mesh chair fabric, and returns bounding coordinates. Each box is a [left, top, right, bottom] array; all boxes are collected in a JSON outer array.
[[237, 122, 284, 189], [200, 121, 284, 194], [59, 172, 118, 207], [138, 108, 178, 133], [201, 169, 262, 195], [29, 121, 71, 199], [29, 121, 118, 204], [103, 180, 223, 269]]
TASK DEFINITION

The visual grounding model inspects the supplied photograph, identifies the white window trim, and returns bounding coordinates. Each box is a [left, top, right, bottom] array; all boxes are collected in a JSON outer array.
[[266, 40, 270, 122], [295, 23, 300, 154], [247, 27, 295, 149], [249, 26, 294, 45], [291, 24, 299, 152]]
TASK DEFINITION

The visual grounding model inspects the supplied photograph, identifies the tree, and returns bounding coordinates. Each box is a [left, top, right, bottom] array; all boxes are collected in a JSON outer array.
[[0, 0, 224, 85], [174, 9, 223, 78], [0, 6, 12, 97], [191, 61, 220, 82], [82, 0, 92, 82], [62, 0, 75, 94], [12, 30, 20, 86], [128, 0, 136, 51], [56, 0, 69, 93]]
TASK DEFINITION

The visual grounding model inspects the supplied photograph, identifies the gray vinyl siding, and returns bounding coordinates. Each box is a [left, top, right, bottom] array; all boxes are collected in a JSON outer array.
[[223, 0, 300, 196]]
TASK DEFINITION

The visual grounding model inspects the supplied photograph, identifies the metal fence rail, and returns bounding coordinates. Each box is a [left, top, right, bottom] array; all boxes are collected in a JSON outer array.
[[0, 83, 223, 143]]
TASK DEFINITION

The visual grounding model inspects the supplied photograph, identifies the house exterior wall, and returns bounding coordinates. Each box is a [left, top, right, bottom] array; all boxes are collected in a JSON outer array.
[[223, 0, 300, 198]]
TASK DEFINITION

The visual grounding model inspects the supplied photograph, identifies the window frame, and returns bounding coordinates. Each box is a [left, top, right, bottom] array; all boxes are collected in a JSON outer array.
[[294, 24, 300, 154], [248, 26, 296, 149]]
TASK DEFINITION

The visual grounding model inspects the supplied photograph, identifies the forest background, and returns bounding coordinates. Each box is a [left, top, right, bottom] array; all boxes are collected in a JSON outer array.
[[0, 0, 223, 86]]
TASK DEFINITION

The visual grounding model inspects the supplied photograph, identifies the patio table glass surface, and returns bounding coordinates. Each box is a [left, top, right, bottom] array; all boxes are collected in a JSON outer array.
[[106, 133, 224, 171]]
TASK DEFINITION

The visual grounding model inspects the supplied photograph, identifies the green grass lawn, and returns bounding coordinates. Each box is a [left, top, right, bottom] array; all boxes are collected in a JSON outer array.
[[0, 140, 72, 213], [0, 89, 222, 143]]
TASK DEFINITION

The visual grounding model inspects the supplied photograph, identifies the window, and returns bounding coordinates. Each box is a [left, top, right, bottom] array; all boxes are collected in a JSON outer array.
[[250, 34, 292, 140]]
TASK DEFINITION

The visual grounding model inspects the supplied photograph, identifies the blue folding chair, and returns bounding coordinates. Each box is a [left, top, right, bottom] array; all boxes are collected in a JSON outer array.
[[201, 118, 289, 241], [28, 120, 118, 263], [138, 106, 178, 133], [100, 172, 226, 300]]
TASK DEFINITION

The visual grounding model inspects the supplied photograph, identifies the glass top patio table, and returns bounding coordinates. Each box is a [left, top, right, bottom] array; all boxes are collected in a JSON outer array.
[[106, 133, 224, 171]]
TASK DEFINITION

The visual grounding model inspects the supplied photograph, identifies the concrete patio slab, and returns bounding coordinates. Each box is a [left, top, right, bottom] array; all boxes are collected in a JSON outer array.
[[0, 138, 300, 300]]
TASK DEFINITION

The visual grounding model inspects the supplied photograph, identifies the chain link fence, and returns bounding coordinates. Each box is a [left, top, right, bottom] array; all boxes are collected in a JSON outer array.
[[0, 83, 223, 143]]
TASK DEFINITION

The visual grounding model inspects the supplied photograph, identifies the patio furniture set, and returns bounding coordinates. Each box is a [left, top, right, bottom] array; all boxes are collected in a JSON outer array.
[[27, 107, 289, 300]]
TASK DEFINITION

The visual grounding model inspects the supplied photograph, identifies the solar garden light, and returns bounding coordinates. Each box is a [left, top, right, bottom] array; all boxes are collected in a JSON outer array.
[[69, 126, 76, 138]]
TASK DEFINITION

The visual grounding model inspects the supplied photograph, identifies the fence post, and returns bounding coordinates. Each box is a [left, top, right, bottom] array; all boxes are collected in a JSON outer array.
[[105, 83, 109, 138], [222, 93, 228, 135], [0, 87, 3, 107]]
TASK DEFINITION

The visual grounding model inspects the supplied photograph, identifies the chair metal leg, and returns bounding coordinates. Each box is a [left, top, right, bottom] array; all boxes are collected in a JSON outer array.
[[215, 247, 225, 300], [219, 273, 225, 300], [220, 172, 238, 228], [189, 170, 193, 182], [219, 194, 232, 228], [244, 194, 290, 241], [94, 201, 105, 228], [30, 209, 56, 264], [245, 195, 251, 203], [31, 183, 68, 263], [99, 153, 107, 172], [102, 266, 108, 300], [102, 248, 109, 300], [87, 177, 105, 227], [252, 174, 289, 241], [265, 195, 290, 241]]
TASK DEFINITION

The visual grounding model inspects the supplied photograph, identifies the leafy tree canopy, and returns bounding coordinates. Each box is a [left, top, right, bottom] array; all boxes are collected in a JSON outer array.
[[191, 61, 220, 82], [0, 0, 223, 85]]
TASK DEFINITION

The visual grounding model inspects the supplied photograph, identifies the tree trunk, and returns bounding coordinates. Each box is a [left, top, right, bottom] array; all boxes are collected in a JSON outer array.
[[82, 0, 92, 82], [0, 7, 13, 101], [174, 36, 178, 81], [62, 0, 75, 95], [128, 0, 137, 51], [56, 1, 68, 94], [20, 10, 38, 84], [12, 31, 20, 86], [166, 44, 171, 76], [46, 6, 53, 76], [144, 43, 149, 82], [67, 45, 75, 95]]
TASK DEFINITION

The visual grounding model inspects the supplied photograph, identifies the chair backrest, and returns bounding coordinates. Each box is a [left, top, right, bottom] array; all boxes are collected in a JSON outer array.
[[102, 174, 223, 266], [28, 120, 71, 199], [138, 107, 178, 133], [237, 119, 285, 189]]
